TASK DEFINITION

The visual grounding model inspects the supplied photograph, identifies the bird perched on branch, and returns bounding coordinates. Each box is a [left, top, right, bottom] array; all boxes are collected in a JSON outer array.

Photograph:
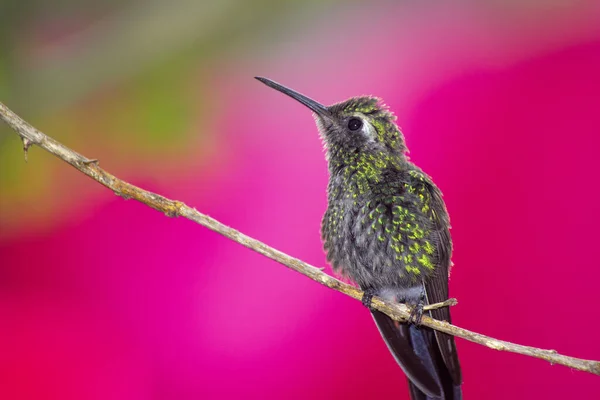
[[256, 77, 462, 399]]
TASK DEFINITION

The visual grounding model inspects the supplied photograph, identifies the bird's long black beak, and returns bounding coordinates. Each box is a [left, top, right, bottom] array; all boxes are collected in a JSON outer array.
[[255, 77, 332, 119]]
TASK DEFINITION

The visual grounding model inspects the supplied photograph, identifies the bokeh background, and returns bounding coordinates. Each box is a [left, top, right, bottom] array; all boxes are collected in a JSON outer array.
[[1, 0, 600, 399]]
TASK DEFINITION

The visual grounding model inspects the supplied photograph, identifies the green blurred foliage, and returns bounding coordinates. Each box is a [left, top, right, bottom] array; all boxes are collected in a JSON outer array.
[[0, 0, 339, 233], [1, 0, 336, 112]]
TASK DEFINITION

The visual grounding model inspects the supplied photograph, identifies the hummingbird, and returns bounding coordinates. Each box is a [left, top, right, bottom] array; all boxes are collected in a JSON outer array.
[[256, 77, 462, 399]]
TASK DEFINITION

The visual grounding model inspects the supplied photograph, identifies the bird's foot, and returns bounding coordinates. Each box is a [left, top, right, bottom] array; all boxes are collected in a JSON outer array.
[[361, 288, 377, 310], [408, 301, 424, 326]]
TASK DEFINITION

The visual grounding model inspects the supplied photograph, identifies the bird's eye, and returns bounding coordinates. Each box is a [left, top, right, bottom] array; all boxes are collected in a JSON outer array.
[[348, 118, 363, 131]]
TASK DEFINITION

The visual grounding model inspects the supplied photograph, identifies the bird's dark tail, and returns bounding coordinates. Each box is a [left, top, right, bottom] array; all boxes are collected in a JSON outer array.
[[371, 310, 462, 400]]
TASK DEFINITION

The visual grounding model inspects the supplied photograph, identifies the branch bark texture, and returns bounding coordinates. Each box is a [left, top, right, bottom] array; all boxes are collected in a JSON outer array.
[[1, 101, 599, 377]]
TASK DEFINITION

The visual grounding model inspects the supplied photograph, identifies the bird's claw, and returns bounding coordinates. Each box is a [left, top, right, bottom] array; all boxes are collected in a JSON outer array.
[[408, 302, 424, 326], [361, 288, 376, 310]]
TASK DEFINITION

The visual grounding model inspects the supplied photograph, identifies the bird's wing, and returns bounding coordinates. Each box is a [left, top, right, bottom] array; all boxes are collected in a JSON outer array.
[[419, 176, 463, 385], [423, 230, 462, 385]]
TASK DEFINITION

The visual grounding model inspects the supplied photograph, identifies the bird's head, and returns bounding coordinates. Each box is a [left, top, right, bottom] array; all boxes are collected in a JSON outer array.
[[256, 77, 407, 170]]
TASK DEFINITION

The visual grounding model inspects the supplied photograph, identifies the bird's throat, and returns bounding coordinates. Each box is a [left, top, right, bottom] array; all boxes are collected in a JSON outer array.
[[327, 149, 402, 199]]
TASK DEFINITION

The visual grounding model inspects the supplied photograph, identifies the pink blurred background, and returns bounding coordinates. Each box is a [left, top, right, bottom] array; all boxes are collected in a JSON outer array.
[[1, 1, 600, 399]]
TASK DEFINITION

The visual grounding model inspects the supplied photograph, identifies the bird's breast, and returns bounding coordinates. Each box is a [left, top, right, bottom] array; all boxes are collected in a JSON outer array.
[[322, 193, 439, 290]]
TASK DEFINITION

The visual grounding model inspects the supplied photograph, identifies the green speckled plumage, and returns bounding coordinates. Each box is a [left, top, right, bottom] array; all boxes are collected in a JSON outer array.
[[316, 97, 449, 291], [322, 163, 443, 285]]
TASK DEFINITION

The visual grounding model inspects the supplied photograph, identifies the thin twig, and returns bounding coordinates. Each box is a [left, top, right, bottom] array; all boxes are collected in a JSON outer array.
[[1, 101, 599, 377], [423, 297, 458, 311]]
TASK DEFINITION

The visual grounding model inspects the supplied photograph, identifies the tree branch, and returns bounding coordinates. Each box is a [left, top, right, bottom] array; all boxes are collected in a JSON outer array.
[[1, 101, 599, 377]]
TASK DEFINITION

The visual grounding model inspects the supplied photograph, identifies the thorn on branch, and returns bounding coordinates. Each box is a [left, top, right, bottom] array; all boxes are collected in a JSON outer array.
[[81, 158, 99, 166], [115, 191, 132, 200], [22, 138, 32, 162]]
